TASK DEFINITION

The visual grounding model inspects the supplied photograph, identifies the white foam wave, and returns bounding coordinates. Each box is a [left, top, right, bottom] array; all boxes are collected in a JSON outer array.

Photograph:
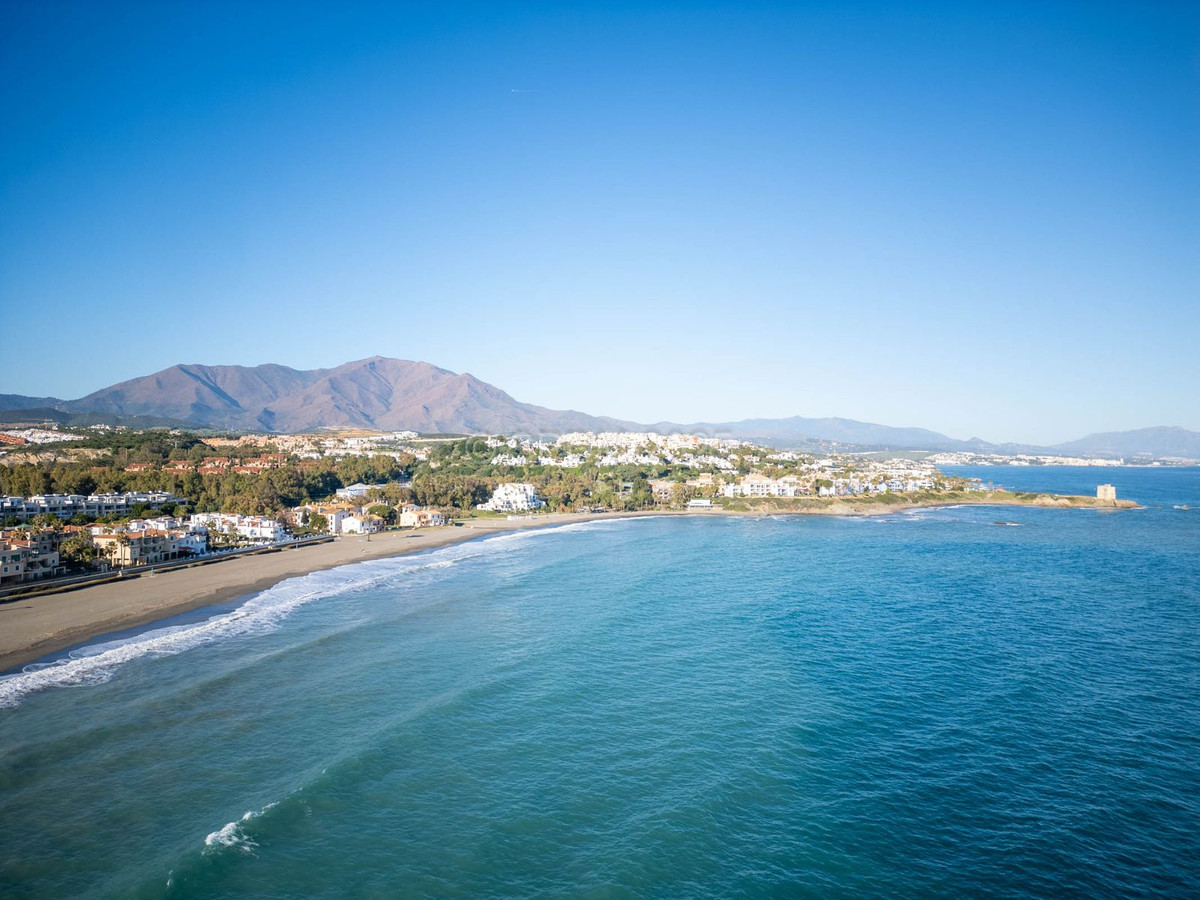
[[204, 803, 277, 855], [484, 516, 648, 541], [0, 517, 639, 709], [0, 546, 484, 709]]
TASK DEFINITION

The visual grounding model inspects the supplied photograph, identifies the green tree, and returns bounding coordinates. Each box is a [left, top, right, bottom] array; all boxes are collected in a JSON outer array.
[[670, 483, 695, 509], [367, 504, 396, 524], [60, 533, 97, 570]]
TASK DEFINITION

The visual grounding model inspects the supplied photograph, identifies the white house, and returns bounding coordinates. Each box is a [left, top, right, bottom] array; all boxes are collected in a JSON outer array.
[[342, 515, 383, 535], [400, 508, 444, 528], [290, 505, 350, 534]]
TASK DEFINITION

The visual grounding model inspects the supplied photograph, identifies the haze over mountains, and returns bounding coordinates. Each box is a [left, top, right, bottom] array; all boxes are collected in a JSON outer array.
[[1, 357, 1197, 458]]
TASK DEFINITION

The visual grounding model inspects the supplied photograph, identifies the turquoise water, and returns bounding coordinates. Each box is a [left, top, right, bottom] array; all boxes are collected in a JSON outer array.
[[2, 469, 1198, 898]]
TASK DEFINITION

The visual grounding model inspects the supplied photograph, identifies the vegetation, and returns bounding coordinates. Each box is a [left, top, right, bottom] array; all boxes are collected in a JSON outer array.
[[5, 429, 1119, 529], [0, 432, 412, 520]]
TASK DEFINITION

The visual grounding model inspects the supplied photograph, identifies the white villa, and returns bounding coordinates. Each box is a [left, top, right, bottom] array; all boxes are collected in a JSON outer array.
[[400, 507, 444, 528], [342, 514, 384, 535], [478, 483, 545, 512]]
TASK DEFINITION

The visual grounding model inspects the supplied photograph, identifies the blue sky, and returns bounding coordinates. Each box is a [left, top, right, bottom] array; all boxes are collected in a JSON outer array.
[[1, 1, 1196, 444]]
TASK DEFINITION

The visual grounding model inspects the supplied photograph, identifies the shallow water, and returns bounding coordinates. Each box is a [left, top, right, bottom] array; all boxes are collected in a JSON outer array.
[[1, 471, 1197, 898]]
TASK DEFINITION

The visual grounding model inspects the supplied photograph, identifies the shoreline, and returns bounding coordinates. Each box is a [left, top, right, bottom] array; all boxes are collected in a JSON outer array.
[[0, 495, 1134, 674], [0, 511, 665, 674]]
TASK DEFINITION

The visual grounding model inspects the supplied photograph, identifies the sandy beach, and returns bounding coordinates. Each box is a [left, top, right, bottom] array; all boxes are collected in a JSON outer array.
[[0, 494, 1134, 674]]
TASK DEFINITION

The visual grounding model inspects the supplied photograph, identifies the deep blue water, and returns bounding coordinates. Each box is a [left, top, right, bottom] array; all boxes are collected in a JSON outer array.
[[940, 463, 1200, 508], [1, 469, 1198, 898]]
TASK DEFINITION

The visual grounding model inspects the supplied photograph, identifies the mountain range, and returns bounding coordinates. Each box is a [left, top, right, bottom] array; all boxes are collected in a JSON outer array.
[[1, 357, 1197, 458]]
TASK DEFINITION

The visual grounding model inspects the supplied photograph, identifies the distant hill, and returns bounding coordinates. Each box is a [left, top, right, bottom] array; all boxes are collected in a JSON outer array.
[[1050, 426, 1200, 459], [0, 393, 64, 412], [3, 358, 1196, 458], [0, 407, 193, 429], [56, 357, 640, 435], [658, 415, 998, 452]]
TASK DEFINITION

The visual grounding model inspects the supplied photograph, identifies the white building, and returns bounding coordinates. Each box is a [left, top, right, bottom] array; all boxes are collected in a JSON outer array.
[[289, 505, 352, 534], [0, 491, 181, 523], [722, 475, 804, 498], [478, 483, 545, 512], [491, 454, 528, 467], [190, 513, 288, 544], [341, 515, 383, 535], [116, 516, 210, 555], [400, 508, 444, 528]]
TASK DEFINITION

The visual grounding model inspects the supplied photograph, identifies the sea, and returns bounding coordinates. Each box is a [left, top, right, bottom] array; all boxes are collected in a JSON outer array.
[[1, 466, 1197, 898]]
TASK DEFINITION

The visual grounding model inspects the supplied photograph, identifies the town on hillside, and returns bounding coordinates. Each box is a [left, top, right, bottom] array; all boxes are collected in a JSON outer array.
[[1, 423, 1101, 593]]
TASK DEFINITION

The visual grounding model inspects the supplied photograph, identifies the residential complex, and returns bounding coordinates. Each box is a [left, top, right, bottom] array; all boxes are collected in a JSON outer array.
[[478, 483, 545, 512], [0, 428, 85, 445], [91, 528, 198, 568], [190, 513, 288, 544], [0, 491, 181, 523], [722, 474, 806, 498], [0, 529, 65, 586]]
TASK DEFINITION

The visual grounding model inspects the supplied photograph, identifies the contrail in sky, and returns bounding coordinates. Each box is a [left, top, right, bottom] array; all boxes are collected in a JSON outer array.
[[510, 88, 541, 93]]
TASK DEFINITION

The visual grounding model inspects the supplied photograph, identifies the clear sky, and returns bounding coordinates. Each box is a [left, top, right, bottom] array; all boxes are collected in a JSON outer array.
[[1, 1, 1196, 444]]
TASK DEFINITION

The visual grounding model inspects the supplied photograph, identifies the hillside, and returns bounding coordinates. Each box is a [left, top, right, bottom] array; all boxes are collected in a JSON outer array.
[[662, 415, 996, 451], [1051, 426, 1200, 459], [57, 357, 639, 435], [0, 393, 64, 412]]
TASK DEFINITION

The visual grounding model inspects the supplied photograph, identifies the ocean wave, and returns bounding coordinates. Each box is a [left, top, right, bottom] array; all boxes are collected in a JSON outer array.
[[0, 518, 640, 710], [204, 811, 261, 855], [490, 515, 652, 539], [0, 544, 482, 709]]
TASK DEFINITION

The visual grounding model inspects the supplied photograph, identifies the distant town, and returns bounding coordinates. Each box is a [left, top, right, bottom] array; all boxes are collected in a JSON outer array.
[[0, 424, 1147, 593]]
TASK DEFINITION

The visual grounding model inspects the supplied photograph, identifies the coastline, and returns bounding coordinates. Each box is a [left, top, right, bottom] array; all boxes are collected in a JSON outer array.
[[0, 511, 663, 674], [0, 494, 1135, 674]]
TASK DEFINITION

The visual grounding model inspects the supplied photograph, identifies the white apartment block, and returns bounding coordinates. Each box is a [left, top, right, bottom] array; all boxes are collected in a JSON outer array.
[[722, 475, 805, 498], [189, 513, 288, 543], [478, 483, 545, 512], [0, 491, 180, 523]]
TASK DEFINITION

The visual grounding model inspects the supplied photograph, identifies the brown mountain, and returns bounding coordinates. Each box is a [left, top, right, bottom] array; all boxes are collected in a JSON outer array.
[[58, 357, 638, 434], [22, 358, 1196, 453]]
